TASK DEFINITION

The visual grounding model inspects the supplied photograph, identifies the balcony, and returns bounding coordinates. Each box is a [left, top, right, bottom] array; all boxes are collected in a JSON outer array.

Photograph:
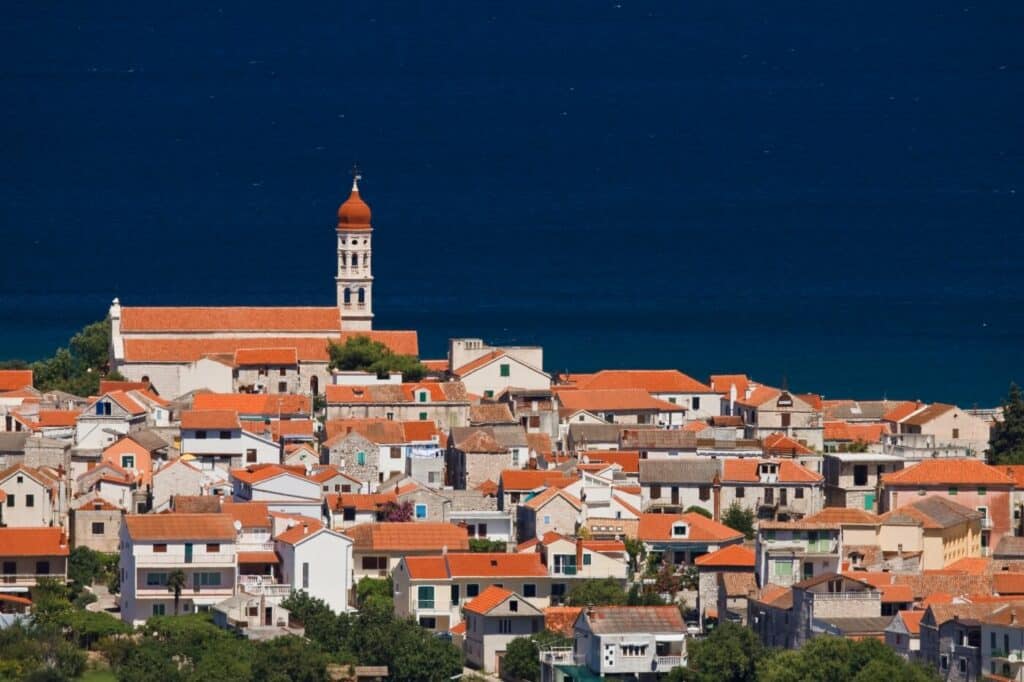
[[982, 517, 994, 530], [136, 585, 234, 598], [0, 574, 66, 586], [539, 648, 580, 665], [136, 553, 236, 566], [237, 575, 292, 598], [656, 656, 684, 670], [991, 650, 1024, 663]]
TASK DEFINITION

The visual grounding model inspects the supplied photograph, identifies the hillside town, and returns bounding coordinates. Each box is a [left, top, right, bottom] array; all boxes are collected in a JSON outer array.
[[2, 181, 1022, 682]]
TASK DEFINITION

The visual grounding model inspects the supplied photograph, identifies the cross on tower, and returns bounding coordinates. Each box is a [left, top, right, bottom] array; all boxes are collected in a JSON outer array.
[[350, 163, 362, 190]]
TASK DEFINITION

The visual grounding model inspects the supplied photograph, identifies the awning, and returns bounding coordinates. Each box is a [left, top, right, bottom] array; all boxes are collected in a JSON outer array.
[[238, 551, 279, 564], [655, 634, 686, 642]]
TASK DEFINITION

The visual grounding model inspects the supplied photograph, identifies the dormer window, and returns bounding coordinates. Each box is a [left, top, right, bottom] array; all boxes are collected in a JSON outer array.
[[418, 391, 429, 403], [672, 523, 688, 537]]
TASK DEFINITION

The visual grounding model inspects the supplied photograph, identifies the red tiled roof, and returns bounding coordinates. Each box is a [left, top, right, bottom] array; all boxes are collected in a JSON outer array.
[[709, 374, 749, 397], [803, 508, 880, 525], [31, 410, 81, 428], [943, 557, 991, 575], [345, 522, 469, 552], [453, 350, 506, 376], [123, 331, 418, 362], [275, 519, 327, 545], [523, 487, 582, 511], [576, 370, 713, 394], [994, 574, 1024, 595], [238, 551, 279, 564], [823, 421, 887, 444], [422, 359, 449, 373], [230, 465, 308, 485], [721, 459, 822, 484], [193, 393, 311, 416], [735, 386, 781, 408], [446, 552, 548, 578], [328, 492, 397, 512], [221, 501, 271, 529], [637, 513, 744, 543], [545, 607, 584, 637], [124, 513, 236, 541], [464, 586, 513, 615], [693, 544, 755, 568], [763, 433, 815, 455], [181, 410, 240, 430], [879, 584, 914, 603], [449, 621, 467, 635], [555, 388, 685, 413], [0, 527, 69, 557], [0, 370, 33, 391], [583, 451, 640, 474], [234, 348, 299, 366], [120, 306, 341, 332], [476, 479, 499, 495], [99, 380, 150, 394], [882, 459, 1014, 487], [883, 401, 925, 423], [526, 432, 553, 457], [683, 421, 710, 433], [405, 556, 451, 580], [500, 470, 570, 491], [898, 610, 925, 634]]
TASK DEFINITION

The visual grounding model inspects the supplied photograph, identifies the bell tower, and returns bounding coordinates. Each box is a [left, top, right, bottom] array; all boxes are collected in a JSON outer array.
[[335, 169, 374, 331]]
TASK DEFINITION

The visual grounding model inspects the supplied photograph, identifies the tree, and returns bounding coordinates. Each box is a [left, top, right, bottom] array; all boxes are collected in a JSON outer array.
[[30, 318, 118, 396], [990, 383, 1024, 464], [356, 576, 393, 609], [721, 502, 756, 540], [68, 546, 117, 588], [503, 637, 541, 682], [566, 578, 627, 606], [327, 336, 427, 381], [685, 505, 712, 519], [756, 636, 938, 682], [682, 621, 766, 682], [624, 537, 645, 574], [468, 538, 507, 553], [166, 569, 187, 615], [626, 583, 666, 606], [252, 636, 329, 682]]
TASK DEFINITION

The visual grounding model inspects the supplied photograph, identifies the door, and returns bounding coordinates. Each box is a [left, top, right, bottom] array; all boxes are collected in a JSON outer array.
[[671, 486, 680, 505], [803, 562, 814, 580], [864, 493, 875, 512], [764, 488, 774, 505], [780, 488, 788, 507], [265, 607, 273, 626], [184, 543, 193, 564]]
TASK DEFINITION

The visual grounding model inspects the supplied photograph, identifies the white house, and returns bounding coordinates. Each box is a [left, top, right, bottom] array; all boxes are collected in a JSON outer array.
[[273, 518, 353, 613], [230, 465, 322, 518], [179, 410, 280, 473], [75, 392, 148, 450], [118, 513, 238, 626], [570, 606, 687, 677], [572, 370, 723, 424], [0, 464, 59, 528], [452, 350, 551, 400]]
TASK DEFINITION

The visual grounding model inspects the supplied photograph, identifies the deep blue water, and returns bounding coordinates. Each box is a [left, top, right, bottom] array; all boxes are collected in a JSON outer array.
[[1, 2, 1021, 405]]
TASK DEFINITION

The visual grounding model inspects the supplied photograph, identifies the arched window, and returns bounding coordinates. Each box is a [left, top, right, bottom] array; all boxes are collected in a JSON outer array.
[[352, 253, 359, 268], [340, 253, 347, 268], [343, 288, 351, 304], [358, 288, 366, 304], [310, 375, 319, 396]]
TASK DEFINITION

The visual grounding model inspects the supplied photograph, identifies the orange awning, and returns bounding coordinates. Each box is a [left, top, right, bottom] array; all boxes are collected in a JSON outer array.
[[237, 551, 279, 564]]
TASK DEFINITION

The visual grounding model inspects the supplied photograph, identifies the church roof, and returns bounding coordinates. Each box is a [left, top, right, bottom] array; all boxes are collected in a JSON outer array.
[[120, 307, 341, 333]]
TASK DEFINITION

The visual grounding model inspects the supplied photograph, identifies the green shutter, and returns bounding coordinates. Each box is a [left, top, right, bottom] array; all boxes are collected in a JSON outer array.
[[500, 364, 510, 377]]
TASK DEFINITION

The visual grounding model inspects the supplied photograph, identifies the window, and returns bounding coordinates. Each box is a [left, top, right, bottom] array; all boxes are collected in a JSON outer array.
[[523, 584, 536, 597], [795, 488, 804, 499], [302, 562, 309, 589], [699, 486, 710, 501], [91, 522, 105, 535], [196, 430, 207, 440], [390, 447, 402, 459], [736, 487, 745, 498], [991, 632, 997, 648], [278, 382, 287, 393], [417, 391, 428, 403], [415, 504, 428, 519], [500, 364, 510, 377], [122, 455, 135, 469], [343, 507, 356, 521], [959, 658, 967, 674], [356, 451, 366, 466], [853, 465, 868, 486], [25, 494, 34, 508], [206, 544, 220, 553], [478, 523, 487, 536], [978, 487, 987, 496], [650, 485, 661, 500], [280, 368, 287, 377], [5, 495, 13, 507], [949, 487, 958, 496], [196, 572, 221, 586], [466, 584, 480, 598], [451, 584, 460, 604], [668, 397, 677, 404], [692, 397, 701, 410], [419, 616, 437, 629], [246, 449, 257, 463], [775, 559, 793, 577], [672, 524, 688, 537], [418, 585, 435, 609], [419, 412, 428, 421], [551, 583, 566, 597], [583, 553, 592, 566], [219, 431, 231, 440], [499, 619, 512, 634], [147, 573, 168, 586], [621, 644, 648, 657], [543, 515, 551, 525], [153, 604, 166, 616], [153, 544, 167, 553], [509, 599, 518, 612], [362, 556, 386, 570], [953, 428, 960, 439]]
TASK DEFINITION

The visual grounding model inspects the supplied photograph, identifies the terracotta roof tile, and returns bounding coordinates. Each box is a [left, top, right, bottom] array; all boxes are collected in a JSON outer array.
[[237, 551, 280, 564], [763, 433, 815, 456], [879, 584, 914, 603], [120, 306, 342, 332], [823, 421, 887, 444], [404, 556, 450, 579], [123, 331, 418, 363], [545, 607, 583, 637], [883, 401, 925, 423], [193, 393, 311, 416], [803, 507, 880, 525], [637, 513, 744, 543], [582, 451, 640, 474], [0, 370, 33, 391], [721, 458, 822, 484], [464, 586, 513, 615], [526, 432, 553, 457], [124, 513, 236, 541], [221, 501, 271, 529], [446, 552, 548, 577], [345, 522, 469, 552], [500, 470, 570, 491], [470, 403, 516, 424], [576, 370, 713, 394], [275, 519, 327, 545], [709, 374, 750, 397], [693, 544, 755, 568], [453, 350, 506, 376], [0, 527, 69, 557], [994, 573, 1024, 595], [234, 348, 299, 366], [523, 487, 582, 511], [555, 388, 685, 413], [230, 465, 308, 485], [882, 459, 1013, 487], [181, 410, 241, 430], [898, 610, 925, 634]]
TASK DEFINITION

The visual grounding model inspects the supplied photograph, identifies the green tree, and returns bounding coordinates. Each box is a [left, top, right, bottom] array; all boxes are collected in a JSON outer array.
[[624, 537, 645, 574], [756, 636, 938, 682], [166, 569, 187, 616], [681, 621, 766, 682], [30, 318, 118, 396], [68, 546, 117, 588], [626, 583, 666, 606], [990, 383, 1024, 464], [327, 336, 427, 381], [503, 637, 541, 682], [721, 502, 756, 540], [252, 636, 329, 682], [685, 505, 712, 519], [469, 538, 508, 553], [566, 578, 627, 606], [356, 576, 394, 609]]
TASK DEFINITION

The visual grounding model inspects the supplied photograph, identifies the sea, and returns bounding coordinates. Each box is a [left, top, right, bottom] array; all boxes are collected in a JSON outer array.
[[0, 2, 1021, 406]]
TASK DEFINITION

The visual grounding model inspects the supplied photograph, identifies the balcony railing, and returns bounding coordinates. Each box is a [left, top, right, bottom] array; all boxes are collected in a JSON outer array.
[[812, 591, 881, 601], [0, 574, 65, 585], [656, 656, 683, 669], [554, 566, 577, 576], [136, 553, 236, 565], [991, 650, 1024, 663], [237, 575, 292, 598], [539, 648, 579, 665], [982, 517, 994, 529]]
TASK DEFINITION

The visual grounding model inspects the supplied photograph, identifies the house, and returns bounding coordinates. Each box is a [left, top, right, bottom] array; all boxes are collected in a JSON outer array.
[[571, 370, 723, 424], [885, 610, 924, 661], [101, 435, 158, 487], [191, 392, 312, 420], [637, 512, 744, 565], [554, 388, 686, 431], [323, 492, 397, 529], [118, 513, 238, 625], [0, 527, 70, 598], [718, 458, 824, 521], [638, 459, 719, 513], [693, 544, 756, 628], [463, 587, 545, 674], [883, 403, 991, 459], [151, 458, 205, 512], [346, 522, 469, 582], [452, 349, 551, 400], [75, 391, 148, 450], [755, 517, 842, 587], [919, 602, 1003, 682], [532, 533, 629, 582], [393, 552, 550, 631], [748, 584, 795, 649], [325, 382, 470, 428], [878, 496, 984, 570], [0, 464, 59, 527], [881, 459, 1013, 554], [445, 427, 514, 491], [564, 422, 659, 454], [179, 410, 280, 474], [69, 493, 124, 553], [822, 421, 887, 454], [469, 403, 518, 427], [822, 452, 905, 511], [732, 387, 823, 451], [498, 469, 572, 512], [570, 606, 687, 678], [229, 465, 322, 518], [517, 488, 583, 542], [780, 573, 883, 648], [274, 518, 353, 613], [282, 443, 319, 467], [308, 465, 365, 496], [499, 387, 558, 439], [322, 419, 443, 487], [980, 603, 1024, 681]]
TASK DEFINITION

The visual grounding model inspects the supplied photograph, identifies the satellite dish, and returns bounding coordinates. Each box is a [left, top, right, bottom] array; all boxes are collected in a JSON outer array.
[[233, 519, 243, 532]]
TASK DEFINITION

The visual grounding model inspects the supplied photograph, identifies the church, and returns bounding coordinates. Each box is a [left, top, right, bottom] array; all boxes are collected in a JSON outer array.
[[108, 177, 418, 399]]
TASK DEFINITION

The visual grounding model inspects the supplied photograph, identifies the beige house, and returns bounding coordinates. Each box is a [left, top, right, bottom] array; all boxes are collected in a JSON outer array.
[[69, 494, 123, 553], [529, 533, 629, 582], [324, 382, 470, 428], [346, 522, 469, 583], [463, 587, 545, 674], [452, 349, 551, 400], [732, 387, 823, 451], [878, 496, 983, 570], [883, 403, 991, 459], [516, 488, 582, 542], [151, 459, 205, 512], [822, 452, 906, 512], [0, 464, 59, 528], [0, 527, 70, 600]]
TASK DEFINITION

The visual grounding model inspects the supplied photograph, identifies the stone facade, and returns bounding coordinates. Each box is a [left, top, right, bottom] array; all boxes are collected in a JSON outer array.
[[322, 432, 383, 488]]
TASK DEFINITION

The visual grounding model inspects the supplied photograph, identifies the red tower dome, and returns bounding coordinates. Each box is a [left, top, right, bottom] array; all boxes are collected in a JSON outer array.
[[337, 176, 372, 230]]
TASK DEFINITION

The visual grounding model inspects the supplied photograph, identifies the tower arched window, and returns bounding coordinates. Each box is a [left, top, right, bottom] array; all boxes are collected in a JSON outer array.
[[352, 253, 359, 268], [343, 288, 352, 305], [358, 288, 366, 305]]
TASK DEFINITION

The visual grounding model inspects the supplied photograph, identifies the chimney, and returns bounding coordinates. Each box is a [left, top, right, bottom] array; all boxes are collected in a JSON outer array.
[[302, 522, 309, 535], [712, 473, 722, 522], [576, 537, 584, 568]]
